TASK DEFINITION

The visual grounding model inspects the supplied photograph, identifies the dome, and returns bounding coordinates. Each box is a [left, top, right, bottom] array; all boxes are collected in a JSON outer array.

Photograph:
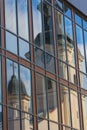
[[8, 75, 28, 96]]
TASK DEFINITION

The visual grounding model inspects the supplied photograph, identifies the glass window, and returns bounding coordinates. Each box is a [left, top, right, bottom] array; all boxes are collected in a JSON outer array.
[[21, 113, 33, 130], [70, 90, 80, 129], [36, 73, 47, 118], [75, 14, 82, 26], [32, 0, 44, 49], [20, 65, 32, 113], [80, 72, 87, 89], [60, 84, 71, 126], [6, 59, 19, 108], [84, 31, 87, 63], [5, 0, 16, 33], [43, 3, 54, 55], [35, 48, 45, 69], [6, 32, 17, 55], [8, 108, 20, 130], [49, 121, 59, 130], [82, 95, 87, 130], [76, 25, 86, 73], [45, 53, 55, 74], [0, 105, 2, 130], [38, 117, 48, 130], [0, 27, 1, 47], [54, 0, 63, 12], [64, 5, 72, 19], [17, 0, 29, 40], [46, 78, 58, 122], [19, 39, 30, 61], [58, 61, 68, 80], [83, 19, 87, 30], [0, 57, 2, 103]]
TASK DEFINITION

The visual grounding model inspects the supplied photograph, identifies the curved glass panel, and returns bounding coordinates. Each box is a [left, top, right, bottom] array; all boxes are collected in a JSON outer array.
[[5, 0, 16, 33]]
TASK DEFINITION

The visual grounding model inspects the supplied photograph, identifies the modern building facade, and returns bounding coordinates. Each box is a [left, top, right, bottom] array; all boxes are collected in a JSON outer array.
[[0, 0, 87, 130]]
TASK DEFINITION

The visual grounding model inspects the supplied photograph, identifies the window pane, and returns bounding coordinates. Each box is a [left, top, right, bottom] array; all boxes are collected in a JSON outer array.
[[46, 78, 58, 122], [75, 14, 82, 26], [21, 113, 33, 130], [6, 32, 17, 55], [20, 65, 32, 113], [18, 0, 29, 40], [83, 20, 87, 30], [0, 105, 3, 130], [32, 0, 44, 49], [5, 0, 16, 33], [82, 95, 87, 130], [6, 59, 19, 108], [43, 3, 54, 55], [76, 25, 86, 73], [60, 84, 71, 126], [49, 121, 59, 130], [8, 108, 20, 130], [70, 90, 80, 129], [84, 31, 87, 63], [0, 57, 2, 103], [54, 0, 63, 12], [35, 48, 45, 68], [19, 39, 30, 61], [45, 53, 55, 74], [38, 117, 48, 130], [36, 73, 47, 118], [64, 6, 71, 18], [80, 72, 87, 89]]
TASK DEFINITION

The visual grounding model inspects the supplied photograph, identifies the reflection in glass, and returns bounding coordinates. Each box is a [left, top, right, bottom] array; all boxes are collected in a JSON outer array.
[[0, 57, 2, 103], [7, 59, 19, 108], [59, 61, 68, 80], [60, 85, 71, 126], [64, 6, 71, 18], [6, 32, 17, 55], [38, 117, 48, 130], [19, 39, 30, 61], [20, 65, 32, 113], [36, 73, 47, 118], [76, 25, 86, 73], [55, 11, 66, 62], [80, 72, 87, 89], [5, 0, 16, 33], [46, 78, 58, 122], [35, 48, 45, 68], [8, 108, 20, 130], [18, 0, 29, 40], [70, 90, 80, 129], [32, 0, 44, 49], [45, 53, 55, 74], [62, 126, 71, 130], [83, 20, 87, 30], [84, 31, 87, 62], [54, 0, 63, 12], [43, 3, 54, 55], [82, 95, 87, 130], [75, 14, 82, 26], [21, 113, 33, 130], [49, 121, 58, 130], [0, 105, 2, 130]]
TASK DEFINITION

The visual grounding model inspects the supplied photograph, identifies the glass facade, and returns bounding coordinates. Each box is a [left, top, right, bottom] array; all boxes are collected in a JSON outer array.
[[0, 0, 87, 130]]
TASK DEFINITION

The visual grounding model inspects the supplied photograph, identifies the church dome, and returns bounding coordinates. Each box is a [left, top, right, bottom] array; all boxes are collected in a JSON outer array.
[[8, 75, 28, 96]]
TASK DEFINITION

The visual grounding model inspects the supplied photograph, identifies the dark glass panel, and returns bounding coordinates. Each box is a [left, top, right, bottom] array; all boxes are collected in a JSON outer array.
[[47, 0, 51, 3], [80, 72, 87, 89], [75, 14, 82, 26], [35, 47, 45, 68], [54, 0, 63, 12], [60, 84, 71, 126], [76, 25, 86, 73], [49, 121, 59, 130], [32, 0, 44, 49], [43, 3, 54, 55], [8, 108, 20, 130], [17, 0, 29, 40], [46, 78, 58, 122], [38, 117, 48, 130], [45, 53, 55, 74], [5, 0, 16, 33], [55, 11, 66, 62], [19, 39, 30, 61], [20, 65, 32, 113], [70, 90, 80, 129], [6, 59, 19, 108], [6, 32, 17, 55], [36, 73, 47, 118], [21, 113, 33, 130], [82, 95, 87, 130], [64, 5, 71, 18], [0, 105, 3, 130], [83, 20, 87, 30], [0, 57, 2, 103], [59, 61, 68, 80]]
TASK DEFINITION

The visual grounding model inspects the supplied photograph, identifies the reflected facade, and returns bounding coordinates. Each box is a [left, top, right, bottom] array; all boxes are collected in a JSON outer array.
[[0, 0, 87, 130]]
